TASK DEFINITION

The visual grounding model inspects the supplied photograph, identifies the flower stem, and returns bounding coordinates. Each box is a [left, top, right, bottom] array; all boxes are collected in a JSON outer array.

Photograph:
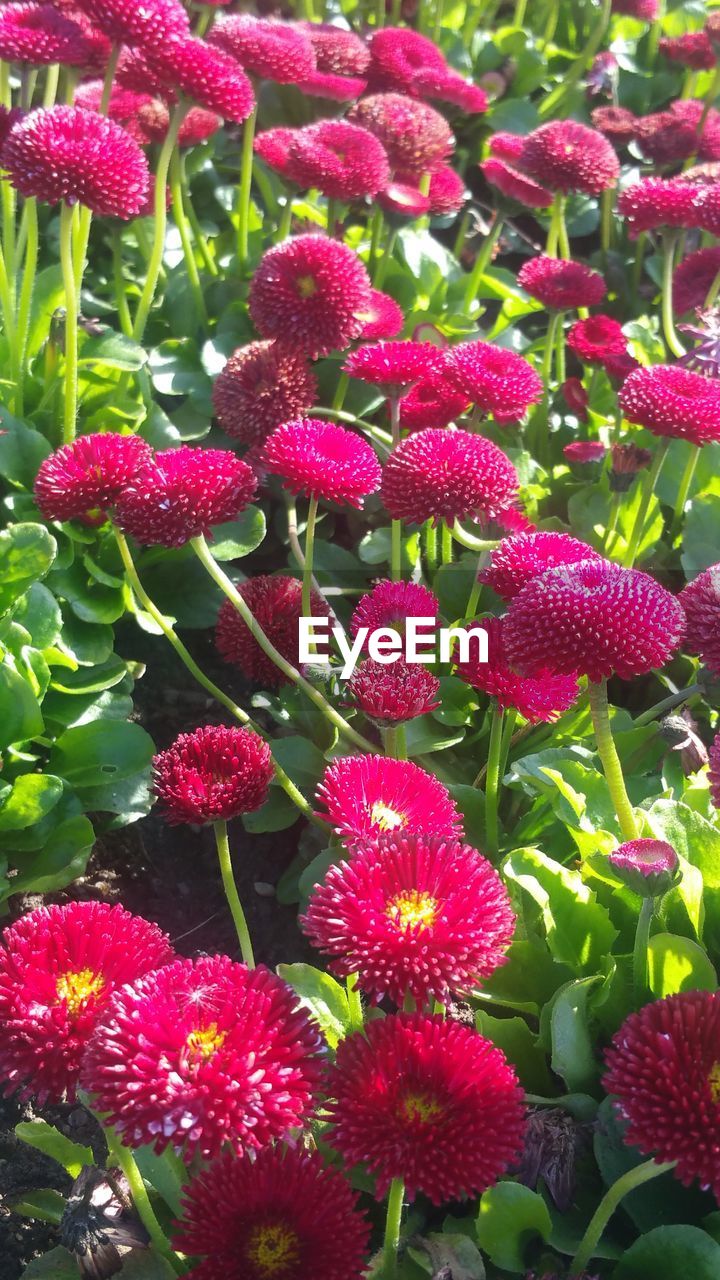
[[588, 679, 639, 842], [237, 105, 257, 266], [276, 194, 293, 242], [601, 187, 613, 263], [12, 196, 38, 416], [373, 227, 397, 289], [484, 702, 505, 857], [59, 200, 79, 445], [382, 1178, 405, 1280], [169, 151, 207, 327], [669, 443, 699, 539], [661, 232, 685, 359], [302, 495, 318, 621], [347, 974, 364, 1032], [451, 521, 499, 553], [463, 216, 503, 311], [632, 896, 653, 1005], [623, 439, 669, 568], [539, 0, 612, 118], [100, 44, 120, 113], [104, 1130, 182, 1274], [569, 1158, 676, 1275], [424, 521, 438, 575], [213, 819, 255, 968], [132, 102, 188, 342]]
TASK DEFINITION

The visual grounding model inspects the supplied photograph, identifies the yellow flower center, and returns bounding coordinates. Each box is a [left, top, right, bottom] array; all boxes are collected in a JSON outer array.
[[709, 1061, 720, 1104], [185, 1022, 226, 1063], [401, 1090, 443, 1126], [296, 274, 318, 298], [387, 890, 439, 932], [56, 969, 105, 1017], [246, 1223, 301, 1276], [370, 800, 405, 832]]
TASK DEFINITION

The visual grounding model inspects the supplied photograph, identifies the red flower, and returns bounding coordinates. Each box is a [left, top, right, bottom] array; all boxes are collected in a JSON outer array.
[[249, 234, 372, 359], [346, 657, 440, 726], [679, 564, 720, 674], [303, 22, 369, 75], [212, 341, 317, 447], [443, 341, 543, 422], [153, 726, 273, 825], [0, 902, 173, 1104], [350, 578, 440, 644], [488, 131, 526, 163], [455, 614, 579, 723], [382, 428, 519, 527], [348, 92, 453, 174], [618, 364, 720, 446], [504, 559, 686, 682], [399, 369, 470, 431], [660, 31, 715, 70], [366, 25, 447, 97], [0, 2, 99, 66], [604, 350, 641, 383], [356, 289, 404, 339], [326, 1013, 526, 1203], [33, 432, 151, 525], [481, 157, 554, 209], [607, 838, 680, 898], [603, 990, 720, 1199], [145, 37, 255, 123], [378, 179, 431, 218], [177, 106, 221, 148], [412, 164, 467, 215], [302, 831, 514, 1007], [481, 530, 602, 603], [563, 441, 606, 464], [3, 106, 150, 216], [316, 755, 462, 850], [74, 81, 157, 144], [114, 44, 177, 96], [517, 256, 607, 309], [82, 955, 322, 1159], [710, 733, 720, 809], [562, 377, 589, 420], [416, 68, 488, 115], [77, 0, 188, 44], [618, 178, 700, 238], [173, 1147, 370, 1280], [591, 105, 639, 145], [344, 340, 442, 394], [296, 68, 367, 101], [216, 576, 331, 690], [264, 418, 381, 508], [673, 246, 720, 315], [253, 126, 297, 183], [567, 315, 627, 365], [612, 0, 657, 17], [115, 446, 257, 548], [635, 111, 700, 167], [209, 14, 315, 84], [283, 119, 389, 200], [521, 120, 619, 195]]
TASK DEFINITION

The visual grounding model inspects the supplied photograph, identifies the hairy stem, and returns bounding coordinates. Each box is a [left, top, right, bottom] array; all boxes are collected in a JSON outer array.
[[632, 896, 653, 1005], [569, 1158, 676, 1275], [237, 105, 257, 266], [588, 679, 639, 842], [59, 201, 79, 444], [213, 820, 255, 968], [133, 102, 189, 342], [382, 1179, 405, 1280]]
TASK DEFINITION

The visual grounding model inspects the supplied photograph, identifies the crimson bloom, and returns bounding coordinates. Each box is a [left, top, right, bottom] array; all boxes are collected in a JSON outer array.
[[378, 179, 431, 218], [116, 446, 257, 548], [356, 289, 404, 339], [344, 340, 442, 395], [216, 576, 331, 690], [284, 119, 390, 200], [398, 369, 470, 430], [618, 365, 720, 446], [481, 157, 554, 209], [3, 106, 150, 216], [316, 755, 462, 850], [0, 903, 173, 1104], [710, 733, 720, 809], [504, 559, 686, 682], [249, 234, 372, 359], [591, 105, 639, 146], [564, 441, 606, 464], [381, 428, 520, 527], [416, 68, 488, 115], [350, 578, 440, 644], [455, 615, 580, 723], [443, 341, 543, 422], [77, 0, 188, 44], [82, 955, 322, 1159], [567, 315, 628, 365], [153, 726, 273, 825], [264, 418, 381, 508], [603, 990, 720, 1200], [612, 0, 658, 18], [302, 831, 515, 1007], [145, 37, 255, 123], [346, 657, 439, 726], [618, 178, 700, 238], [212, 341, 317, 447], [517, 256, 607, 310], [366, 26, 447, 97], [253, 127, 297, 183], [607, 838, 680, 898], [34, 432, 151, 525], [348, 92, 453, 174], [673, 246, 720, 315], [521, 120, 619, 195], [662, 31, 716, 69], [297, 68, 367, 101], [679, 564, 720, 674], [303, 22, 370, 75], [326, 1013, 526, 1203], [0, 2, 99, 66], [209, 14, 315, 84], [562, 377, 589, 421], [173, 1147, 369, 1280]]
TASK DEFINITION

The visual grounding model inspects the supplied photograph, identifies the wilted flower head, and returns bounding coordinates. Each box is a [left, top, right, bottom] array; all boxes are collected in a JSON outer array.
[[326, 1013, 526, 1203], [316, 754, 462, 850], [145, 36, 255, 123], [481, 157, 554, 209], [443, 340, 543, 422], [153, 726, 273, 825], [381, 428, 519, 527], [618, 364, 720, 446], [562, 377, 590, 421], [673, 246, 720, 315], [521, 120, 619, 195], [517, 256, 607, 310], [516, 1108, 585, 1213], [302, 831, 515, 1007], [264, 417, 381, 508], [346, 657, 440, 727], [609, 442, 653, 491], [116, 447, 256, 548], [34, 433, 152, 525], [607, 838, 680, 898], [212, 341, 317, 447], [348, 92, 453, 173], [173, 1147, 370, 1280], [398, 368, 470, 430], [216, 576, 331, 690], [455, 615, 579, 723], [0, 902, 173, 1104], [679, 564, 720, 674], [344, 340, 442, 395], [350, 578, 440, 644], [82, 955, 322, 1159], [586, 50, 619, 98], [481, 530, 601, 601], [209, 13, 315, 84], [618, 177, 701, 238], [3, 106, 150, 216]]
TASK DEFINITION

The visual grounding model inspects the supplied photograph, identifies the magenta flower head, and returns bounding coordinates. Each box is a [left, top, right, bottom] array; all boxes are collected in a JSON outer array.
[[173, 1146, 370, 1280], [264, 418, 381, 508], [253, 126, 297, 183], [661, 31, 715, 70], [366, 25, 447, 97], [618, 178, 700, 238], [249, 234, 372, 359], [481, 157, 554, 209], [344, 340, 443, 396], [302, 831, 515, 1007], [619, 365, 720, 446], [115, 446, 257, 548], [710, 733, 720, 809], [521, 120, 619, 195], [216, 576, 331, 690], [607, 838, 680, 898], [504, 559, 686, 683], [455, 615, 579, 723], [443, 341, 543, 423], [326, 1013, 526, 1204], [378, 179, 431, 218], [674, 247, 720, 315], [316, 754, 462, 851], [297, 67, 367, 102], [145, 36, 255, 123], [76, 0, 188, 44], [212, 341, 317, 447], [153, 725, 273, 825], [3, 106, 150, 216], [567, 315, 627, 365], [350, 578, 440, 645], [381, 428, 520, 527], [82, 955, 322, 1159], [348, 92, 453, 174], [564, 441, 607, 464], [303, 21, 370, 76], [612, 0, 658, 16], [284, 119, 390, 201], [481, 531, 602, 602], [603, 990, 720, 1200], [591, 105, 639, 146], [209, 13, 315, 84], [356, 289, 404, 340], [517, 256, 607, 310], [415, 68, 488, 115], [679, 564, 720, 674], [422, 164, 468, 214], [34, 432, 151, 525], [399, 369, 470, 431], [346, 657, 440, 727], [0, 902, 173, 1104], [0, 2, 101, 66]]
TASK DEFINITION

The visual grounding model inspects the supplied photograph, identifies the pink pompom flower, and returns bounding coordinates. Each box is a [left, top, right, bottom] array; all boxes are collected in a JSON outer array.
[[567, 315, 628, 365], [443, 340, 543, 422], [348, 92, 453, 174], [145, 36, 255, 123], [381, 428, 520, 527], [33, 432, 151, 525], [607, 838, 680, 898], [344, 340, 443, 395], [481, 157, 554, 209], [346, 657, 440, 727], [153, 725, 274, 825], [209, 14, 315, 84], [454, 614, 579, 723], [0, 2, 100, 66], [264, 418, 381, 508], [398, 369, 470, 431], [673, 246, 720, 315], [480, 530, 603, 602], [521, 120, 619, 195], [316, 754, 462, 850], [216, 576, 331, 690], [619, 365, 720, 446], [679, 564, 720, 674], [518, 256, 607, 310], [356, 289, 404, 340], [283, 119, 390, 200], [212, 341, 317, 447], [618, 177, 701, 238], [350, 578, 440, 644], [115, 446, 257, 548]]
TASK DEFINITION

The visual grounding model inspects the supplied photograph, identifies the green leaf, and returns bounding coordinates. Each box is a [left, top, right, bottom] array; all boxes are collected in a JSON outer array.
[[7, 1189, 66, 1225], [0, 775, 64, 832], [110, 1254, 178, 1280], [503, 847, 617, 974], [134, 1146, 185, 1215], [475, 1011, 553, 1094], [647, 932, 717, 998], [243, 787, 299, 833], [49, 654, 128, 696], [683, 491, 720, 577], [50, 719, 154, 787], [548, 976, 603, 1092], [15, 1119, 92, 1178], [276, 962, 350, 1048], [476, 1183, 552, 1272], [408, 1233, 485, 1279], [0, 660, 44, 749], [78, 329, 148, 371], [6, 813, 94, 898], [614, 1227, 720, 1280], [210, 507, 267, 561], [270, 736, 327, 793], [645, 800, 720, 953], [0, 411, 51, 487], [0, 523, 57, 616], [21, 1247, 78, 1278], [13, 583, 62, 649]]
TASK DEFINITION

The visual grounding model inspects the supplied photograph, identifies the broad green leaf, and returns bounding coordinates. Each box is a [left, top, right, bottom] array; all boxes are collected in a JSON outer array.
[[112, 1255, 177, 1280], [0, 412, 51, 487], [0, 775, 64, 832], [614, 1227, 720, 1280], [548, 976, 603, 1092], [49, 654, 128, 696], [13, 583, 62, 649], [21, 1248, 78, 1278], [503, 847, 617, 974], [408, 1234, 485, 1279], [6, 813, 94, 898], [475, 1011, 553, 1094], [645, 801, 720, 953], [79, 329, 148, 371], [8, 1189, 66, 1224], [682, 491, 720, 578], [0, 523, 57, 616], [277, 962, 350, 1048], [477, 1183, 552, 1272], [0, 660, 44, 748], [243, 787, 299, 834], [50, 719, 154, 787], [270, 737, 327, 793], [210, 507, 267, 561], [15, 1119, 92, 1178], [647, 933, 717, 998]]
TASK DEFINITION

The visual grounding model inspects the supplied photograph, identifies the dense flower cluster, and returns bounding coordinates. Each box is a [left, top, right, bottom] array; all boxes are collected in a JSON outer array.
[[264, 418, 382, 507]]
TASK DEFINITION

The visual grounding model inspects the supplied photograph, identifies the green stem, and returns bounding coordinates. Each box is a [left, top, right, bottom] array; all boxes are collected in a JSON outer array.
[[100, 44, 120, 113], [12, 197, 37, 416], [112, 230, 134, 338], [451, 521, 499, 552], [556, 192, 571, 259], [669, 444, 699, 539], [390, 396, 402, 583], [569, 1159, 676, 1275], [213, 820, 255, 967], [190, 535, 375, 752], [383, 1179, 405, 1280], [42, 62, 60, 108], [632, 232, 647, 303], [182, 156, 218, 276], [601, 187, 613, 263], [634, 682, 701, 726], [661, 233, 685, 359], [632, 896, 653, 1005], [237, 105, 257, 266], [132, 102, 188, 342], [276, 194, 293, 242], [623, 439, 669, 569], [513, 0, 527, 21], [347, 974, 364, 1031], [603, 493, 621, 554], [368, 206, 384, 271], [539, 0, 612, 118], [588, 679, 639, 842], [302, 495, 318, 621], [484, 702, 505, 857], [59, 201, 79, 445], [424, 521, 438, 575], [104, 1131, 182, 1273], [373, 227, 397, 289], [332, 371, 350, 412], [463, 217, 503, 311], [170, 151, 207, 327]]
